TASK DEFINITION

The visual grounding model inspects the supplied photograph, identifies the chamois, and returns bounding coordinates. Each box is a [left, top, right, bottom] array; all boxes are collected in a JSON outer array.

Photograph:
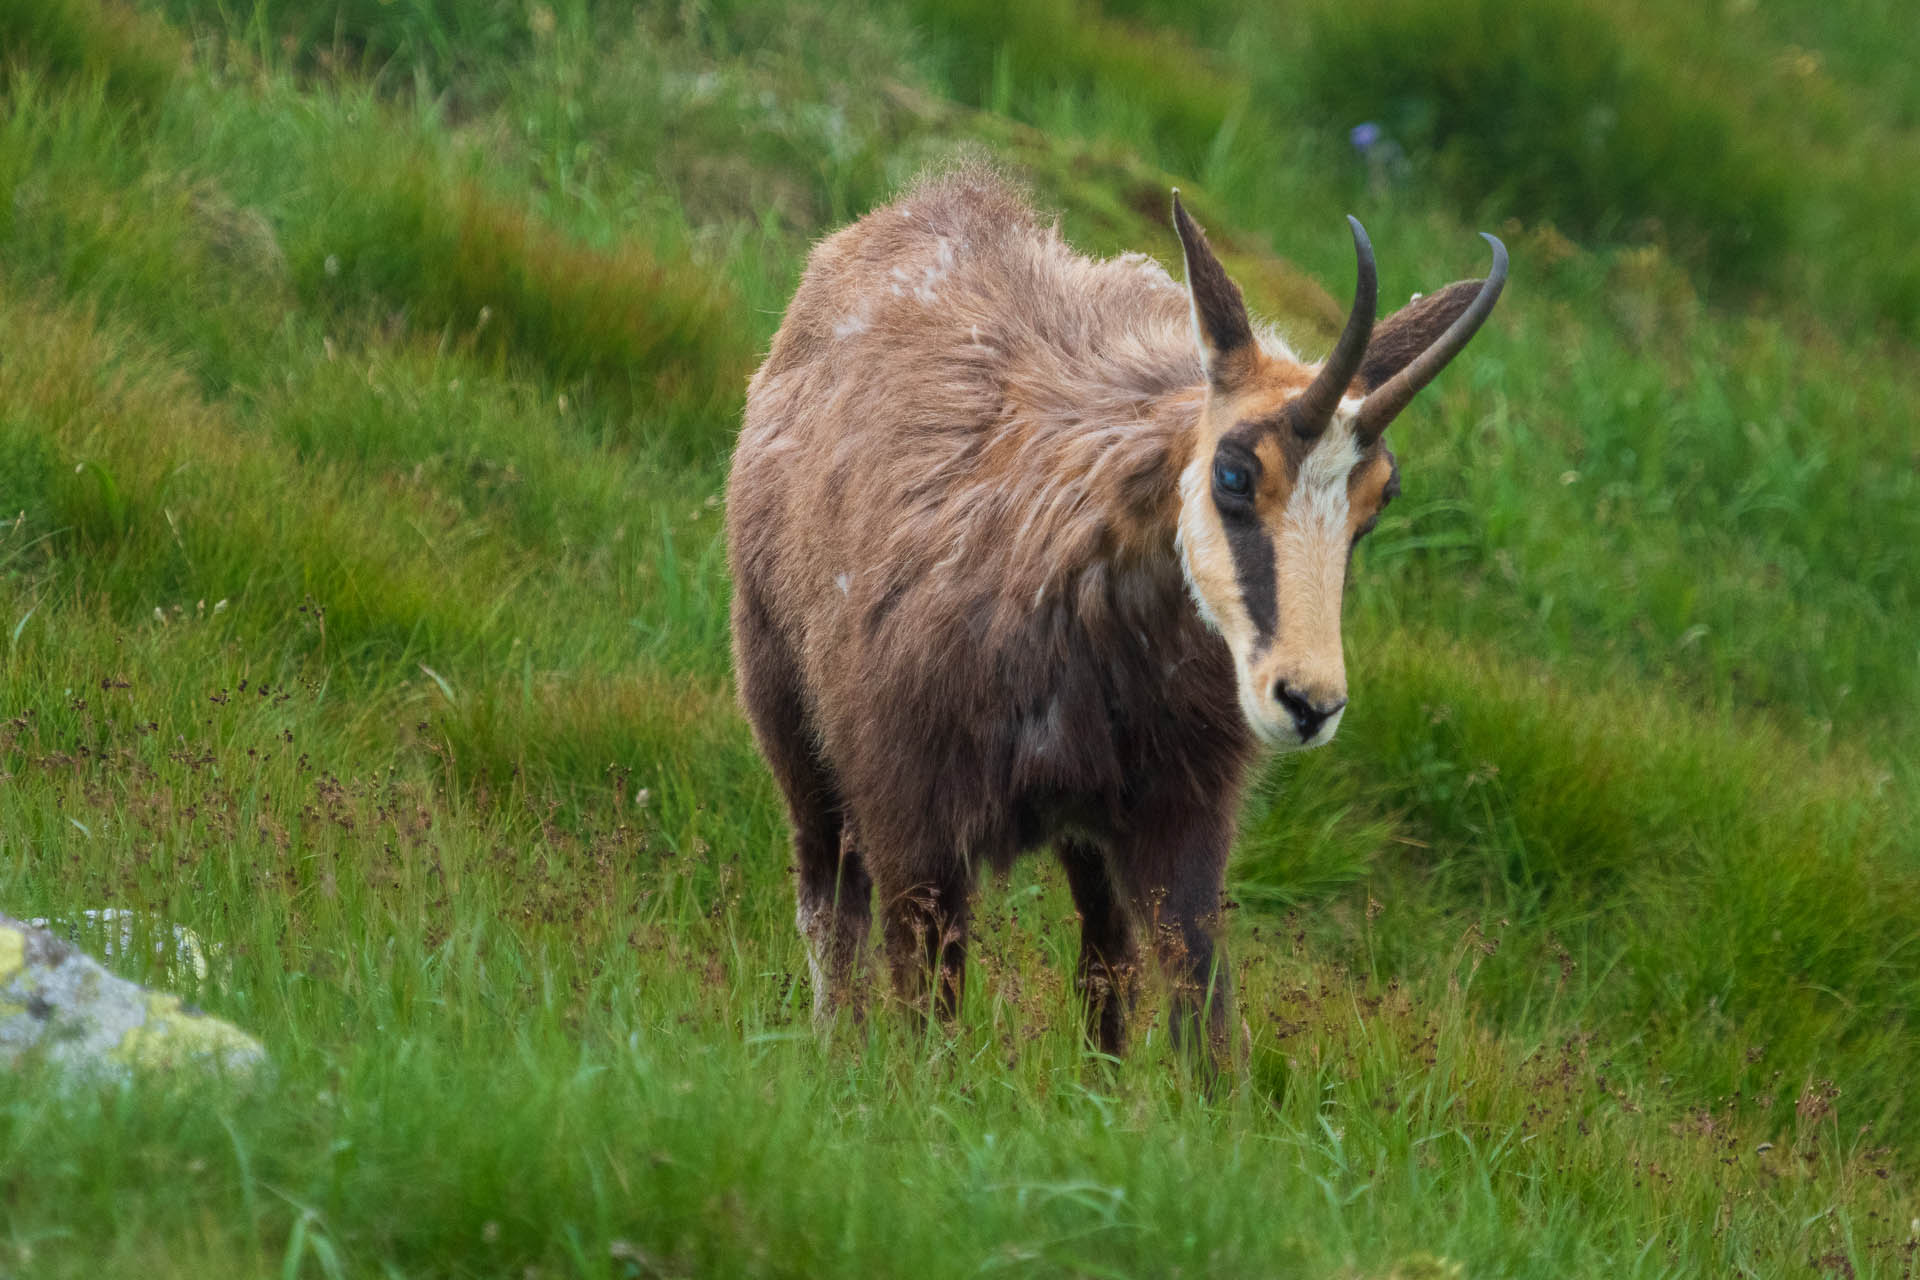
[[727, 168, 1505, 1063]]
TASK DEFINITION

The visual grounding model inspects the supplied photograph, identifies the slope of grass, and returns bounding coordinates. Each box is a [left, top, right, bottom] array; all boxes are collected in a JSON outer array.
[[0, 1, 1916, 1276], [899, 0, 1920, 331], [2, 608, 1913, 1279]]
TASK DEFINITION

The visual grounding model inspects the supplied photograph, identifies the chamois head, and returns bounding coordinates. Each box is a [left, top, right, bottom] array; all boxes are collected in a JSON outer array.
[[1170, 193, 1507, 750]]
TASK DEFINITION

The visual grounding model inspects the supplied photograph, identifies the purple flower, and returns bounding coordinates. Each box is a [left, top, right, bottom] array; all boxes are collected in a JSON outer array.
[[1349, 122, 1383, 153]]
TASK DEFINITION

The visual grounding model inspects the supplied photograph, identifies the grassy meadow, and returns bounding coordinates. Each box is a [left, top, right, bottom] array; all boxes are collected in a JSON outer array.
[[1, 0, 1917, 1275]]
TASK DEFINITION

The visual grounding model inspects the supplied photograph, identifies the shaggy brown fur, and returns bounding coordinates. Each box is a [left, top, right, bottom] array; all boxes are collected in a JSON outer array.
[[727, 167, 1502, 1064]]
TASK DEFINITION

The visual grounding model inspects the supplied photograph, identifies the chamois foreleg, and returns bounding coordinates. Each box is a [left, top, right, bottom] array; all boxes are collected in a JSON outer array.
[[1114, 809, 1235, 1074], [876, 854, 972, 1028], [1057, 838, 1139, 1057]]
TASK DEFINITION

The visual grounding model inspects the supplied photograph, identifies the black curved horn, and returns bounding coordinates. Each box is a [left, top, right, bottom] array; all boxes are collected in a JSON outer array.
[[1289, 216, 1378, 438]]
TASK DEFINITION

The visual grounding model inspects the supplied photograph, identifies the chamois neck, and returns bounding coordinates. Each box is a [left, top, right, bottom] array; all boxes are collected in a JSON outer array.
[[1125, 386, 1205, 557], [998, 382, 1203, 625]]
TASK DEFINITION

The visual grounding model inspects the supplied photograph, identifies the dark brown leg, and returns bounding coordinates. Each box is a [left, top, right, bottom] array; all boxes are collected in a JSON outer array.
[[1057, 838, 1138, 1057], [876, 860, 971, 1027], [794, 818, 873, 1027], [733, 592, 870, 1026], [1112, 809, 1235, 1075]]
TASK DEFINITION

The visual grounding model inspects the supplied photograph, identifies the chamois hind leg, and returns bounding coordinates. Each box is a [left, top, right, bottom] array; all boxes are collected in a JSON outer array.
[[733, 597, 871, 1027], [874, 852, 972, 1029], [1057, 838, 1138, 1058]]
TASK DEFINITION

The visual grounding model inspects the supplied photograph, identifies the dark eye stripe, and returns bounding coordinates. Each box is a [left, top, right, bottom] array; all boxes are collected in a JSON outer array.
[[1223, 520, 1277, 644]]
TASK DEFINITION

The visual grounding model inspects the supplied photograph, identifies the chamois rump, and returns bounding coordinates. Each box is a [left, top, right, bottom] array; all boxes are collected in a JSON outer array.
[[728, 168, 1505, 1062]]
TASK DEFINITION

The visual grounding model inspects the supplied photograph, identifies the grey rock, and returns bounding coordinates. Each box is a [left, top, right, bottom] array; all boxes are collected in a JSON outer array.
[[0, 912, 265, 1082]]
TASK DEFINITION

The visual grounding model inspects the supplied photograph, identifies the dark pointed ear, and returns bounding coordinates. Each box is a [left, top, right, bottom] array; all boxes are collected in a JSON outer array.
[[1356, 280, 1485, 392], [1172, 191, 1254, 386]]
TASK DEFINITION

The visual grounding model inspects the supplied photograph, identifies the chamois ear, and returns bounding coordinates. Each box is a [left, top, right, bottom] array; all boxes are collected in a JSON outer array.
[[1171, 190, 1254, 386], [1353, 235, 1505, 443], [1355, 280, 1486, 394]]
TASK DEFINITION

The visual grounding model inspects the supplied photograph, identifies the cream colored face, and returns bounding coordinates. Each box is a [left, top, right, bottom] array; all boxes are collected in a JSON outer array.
[[1175, 375, 1400, 751]]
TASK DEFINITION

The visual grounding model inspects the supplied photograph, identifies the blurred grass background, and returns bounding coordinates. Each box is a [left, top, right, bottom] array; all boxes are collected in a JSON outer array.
[[0, 0, 1915, 1276]]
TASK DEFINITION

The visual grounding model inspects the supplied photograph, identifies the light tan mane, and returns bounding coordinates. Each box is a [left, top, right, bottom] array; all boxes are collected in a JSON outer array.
[[743, 169, 1233, 620]]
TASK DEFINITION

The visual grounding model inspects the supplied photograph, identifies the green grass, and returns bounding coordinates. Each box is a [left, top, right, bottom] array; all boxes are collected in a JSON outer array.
[[896, 0, 1920, 333], [0, 0, 1917, 1275], [1298, 0, 1796, 284], [0, 0, 177, 111]]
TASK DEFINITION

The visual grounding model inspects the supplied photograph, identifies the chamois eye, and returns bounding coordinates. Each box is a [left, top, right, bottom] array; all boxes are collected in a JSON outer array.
[[1213, 459, 1253, 500]]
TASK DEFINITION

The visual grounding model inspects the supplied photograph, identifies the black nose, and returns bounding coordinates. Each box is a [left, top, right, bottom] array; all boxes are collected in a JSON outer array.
[[1272, 683, 1347, 740]]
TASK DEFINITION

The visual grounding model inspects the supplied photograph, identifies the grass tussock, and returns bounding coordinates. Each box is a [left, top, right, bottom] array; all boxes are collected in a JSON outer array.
[[1298, 0, 1796, 286], [159, 0, 527, 97], [1338, 633, 1914, 1128], [296, 153, 755, 456], [0, 0, 179, 111], [899, 0, 1241, 165], [0, 290, 528, 667]]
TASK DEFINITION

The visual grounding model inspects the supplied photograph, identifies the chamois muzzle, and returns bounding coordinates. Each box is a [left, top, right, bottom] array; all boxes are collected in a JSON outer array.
[[1355, 234, 1509, 446], [1288, 216, 1378, 438], [1273, 681, 1347, 744]]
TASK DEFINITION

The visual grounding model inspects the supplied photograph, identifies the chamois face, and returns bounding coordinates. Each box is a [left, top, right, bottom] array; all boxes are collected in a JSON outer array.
[[1168, 192, 1505, 751], [1175, 367, 1398, 750]]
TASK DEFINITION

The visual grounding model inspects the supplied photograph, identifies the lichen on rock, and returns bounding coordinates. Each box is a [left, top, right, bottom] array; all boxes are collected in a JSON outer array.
[[0, 913, 265, 1083]]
